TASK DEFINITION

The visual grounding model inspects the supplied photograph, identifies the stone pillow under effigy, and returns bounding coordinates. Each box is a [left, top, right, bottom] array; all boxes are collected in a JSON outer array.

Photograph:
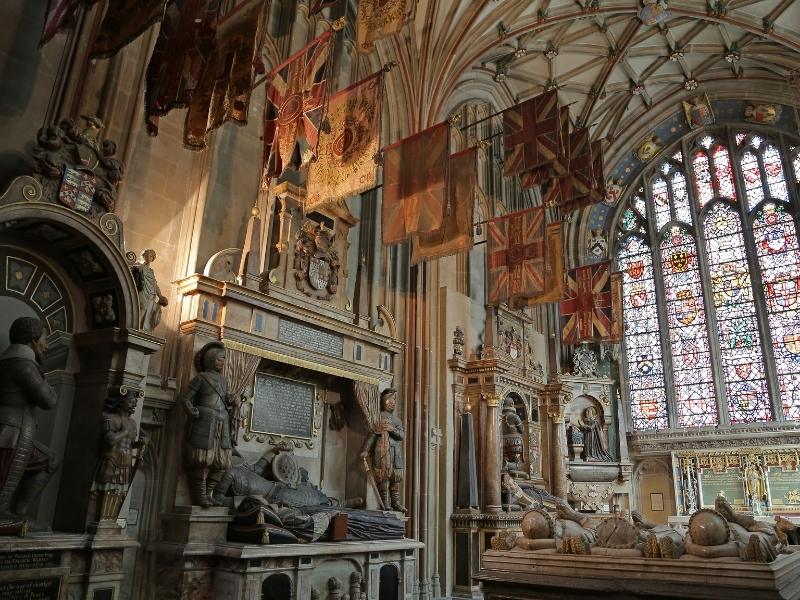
[[228, 522, 299, 545], [231, 496, 282, 527]]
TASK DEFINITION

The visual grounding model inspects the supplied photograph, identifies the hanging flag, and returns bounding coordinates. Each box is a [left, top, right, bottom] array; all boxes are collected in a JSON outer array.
[[309, 0, 338, 14], [560, 260, 619, 344], [357, 0, 408, 54], [185, 0, 271, 150], [518, 106, 570, 188], [503, 90, 565, 179], [487, 207, 545, 305], [40, 0, 92, 46], [144, 0, 220, 137], [305, 71, 383, 212], [610, 271, 623, 342], [382, 122, 450, 246], [512, 221, 564, 307], [561, 140, 606, 213], [411, 147, 477, 264], [90, 0, 171, 59], [261, 30, 335, 187]]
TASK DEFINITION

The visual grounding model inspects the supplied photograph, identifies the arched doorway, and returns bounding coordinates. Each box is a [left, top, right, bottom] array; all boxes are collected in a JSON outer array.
[[378, 564, 399, 600], [262, 573, 292, 600]]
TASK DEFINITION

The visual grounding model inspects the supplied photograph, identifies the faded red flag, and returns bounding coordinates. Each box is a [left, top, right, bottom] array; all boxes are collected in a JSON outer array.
[[504, 91, 567, 178], [90, 0, 171, 59], [382, 122, 450, 245]]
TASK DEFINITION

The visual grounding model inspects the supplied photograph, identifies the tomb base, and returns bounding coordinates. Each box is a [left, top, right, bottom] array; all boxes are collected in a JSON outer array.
[[478, 548, 800, 599], [0, 531, 137, 600]]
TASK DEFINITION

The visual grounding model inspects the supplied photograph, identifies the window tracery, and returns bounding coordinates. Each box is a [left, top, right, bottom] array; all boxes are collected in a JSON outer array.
[[615, 126, 800, 430]]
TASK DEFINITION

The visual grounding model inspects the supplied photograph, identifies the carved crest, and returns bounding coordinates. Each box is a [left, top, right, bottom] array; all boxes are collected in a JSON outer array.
[[293, 222, 340, 301], [634, 134, 663, 162], [603, 178, 624, 205], [682, 93, 715, 129], [28, 115, 124, 217], [744, 103, 780, 125]]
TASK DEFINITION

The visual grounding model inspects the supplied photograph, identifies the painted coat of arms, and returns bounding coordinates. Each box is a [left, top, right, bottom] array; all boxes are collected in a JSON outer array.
[[294, 221, 340, 300], [59, 167, 95, 212], [682, 94, 715, 129], [744, 103, 781, 125]]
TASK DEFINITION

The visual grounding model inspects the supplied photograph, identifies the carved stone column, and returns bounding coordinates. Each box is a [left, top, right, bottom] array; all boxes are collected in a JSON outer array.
[[546, 386, 570, 500], [484, 393, 502, 512]]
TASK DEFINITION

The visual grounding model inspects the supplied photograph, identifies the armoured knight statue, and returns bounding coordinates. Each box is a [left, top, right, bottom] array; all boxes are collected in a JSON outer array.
[[501, 397, 528, 479], [360, 388, 406, 512], [181, 342, 239, 508], [0, 318, 59, 521], [131, 249, 168, 332], [90, 388, 145, 522]]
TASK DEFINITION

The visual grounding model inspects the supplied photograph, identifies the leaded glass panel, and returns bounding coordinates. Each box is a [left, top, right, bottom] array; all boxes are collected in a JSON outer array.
[[653, 177, 671, 230], [754, 202, 800, 421], [672, 172, 691, 223], [712, 144, 736, 201], [741, 150, 764, 210], [619, 236, 669, 430], [703, 203, 770, 423], [692, 150, 714, 206], [660, 227, 718, 427], [763, 145, 789, 201]]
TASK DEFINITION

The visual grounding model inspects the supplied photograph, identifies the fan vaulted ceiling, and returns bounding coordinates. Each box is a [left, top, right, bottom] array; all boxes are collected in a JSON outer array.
[[384, 1, 800, 149]]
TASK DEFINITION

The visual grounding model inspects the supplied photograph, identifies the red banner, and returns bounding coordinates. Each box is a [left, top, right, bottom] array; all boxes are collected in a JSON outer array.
[[487, 207, 545, 305], [503, 91, 565, 178], [382, 122, 450, 245]]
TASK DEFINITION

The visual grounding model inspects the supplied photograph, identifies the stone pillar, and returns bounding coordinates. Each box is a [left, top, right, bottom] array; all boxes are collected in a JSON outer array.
[[547, 392, 569, 499], [484, 393, 502, 512]]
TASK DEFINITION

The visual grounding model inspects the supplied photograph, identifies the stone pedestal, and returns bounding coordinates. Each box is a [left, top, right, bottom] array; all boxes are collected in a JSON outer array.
[[160, 506, 232, 550], [0, 532, 137, 600]]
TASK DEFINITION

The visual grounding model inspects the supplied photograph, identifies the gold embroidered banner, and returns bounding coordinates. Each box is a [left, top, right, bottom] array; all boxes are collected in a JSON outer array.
[[305, 71, 383, 212], [411, 146, 477, 265], [382, 121, 450, 246], [357, 0, 408, 54]]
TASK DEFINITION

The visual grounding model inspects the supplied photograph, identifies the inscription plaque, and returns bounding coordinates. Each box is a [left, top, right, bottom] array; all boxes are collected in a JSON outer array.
[[278, 319, 344, 358], [767, 467, 800, 511], [0, 552, 59, 572], [0, 576, 60, 600], [699, 468, 746, 507], [251, 373, 316, 439]]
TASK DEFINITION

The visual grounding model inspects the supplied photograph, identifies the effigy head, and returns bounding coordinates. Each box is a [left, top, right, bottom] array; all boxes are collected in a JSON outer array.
[[688, 508, 730, 546], [521, 508, 555, 540]]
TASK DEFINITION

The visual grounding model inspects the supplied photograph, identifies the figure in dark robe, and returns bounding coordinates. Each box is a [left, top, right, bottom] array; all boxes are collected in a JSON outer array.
[[581, 406, 613, 462], [0, 318, 59, 522]]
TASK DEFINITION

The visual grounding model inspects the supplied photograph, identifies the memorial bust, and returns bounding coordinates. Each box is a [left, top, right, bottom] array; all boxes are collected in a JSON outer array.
[[0, 317, 59, 523], [181, 342, 239, 508]]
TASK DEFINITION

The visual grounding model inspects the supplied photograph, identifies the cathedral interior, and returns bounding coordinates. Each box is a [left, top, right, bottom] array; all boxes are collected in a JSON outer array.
[[2, 1, 800, 599]]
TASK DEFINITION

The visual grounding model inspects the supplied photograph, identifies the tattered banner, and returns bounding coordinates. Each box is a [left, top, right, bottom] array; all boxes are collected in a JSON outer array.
[[262, 29, 335, 187], [512, 221, 564, 307], [305, 71, 383, 211]]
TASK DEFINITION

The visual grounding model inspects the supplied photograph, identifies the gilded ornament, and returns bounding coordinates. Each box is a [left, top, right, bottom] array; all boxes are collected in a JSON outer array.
[[634, 134, 663, 162]]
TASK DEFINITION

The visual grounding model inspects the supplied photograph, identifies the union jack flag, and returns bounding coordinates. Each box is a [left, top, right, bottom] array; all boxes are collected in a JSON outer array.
[[262, 30, 334, 187], [560, 261, 621, 343], [487, 207, 545, 305], [503, 91, 564, 178]]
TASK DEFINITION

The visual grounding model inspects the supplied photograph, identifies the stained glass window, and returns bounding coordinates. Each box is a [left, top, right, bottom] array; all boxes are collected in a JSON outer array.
[[618, 128, 800, 431], [660, 227, 718, 427], [618, 236, 669, 430], [753, 202, 800, 421], [703, 203, 770, 423]]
